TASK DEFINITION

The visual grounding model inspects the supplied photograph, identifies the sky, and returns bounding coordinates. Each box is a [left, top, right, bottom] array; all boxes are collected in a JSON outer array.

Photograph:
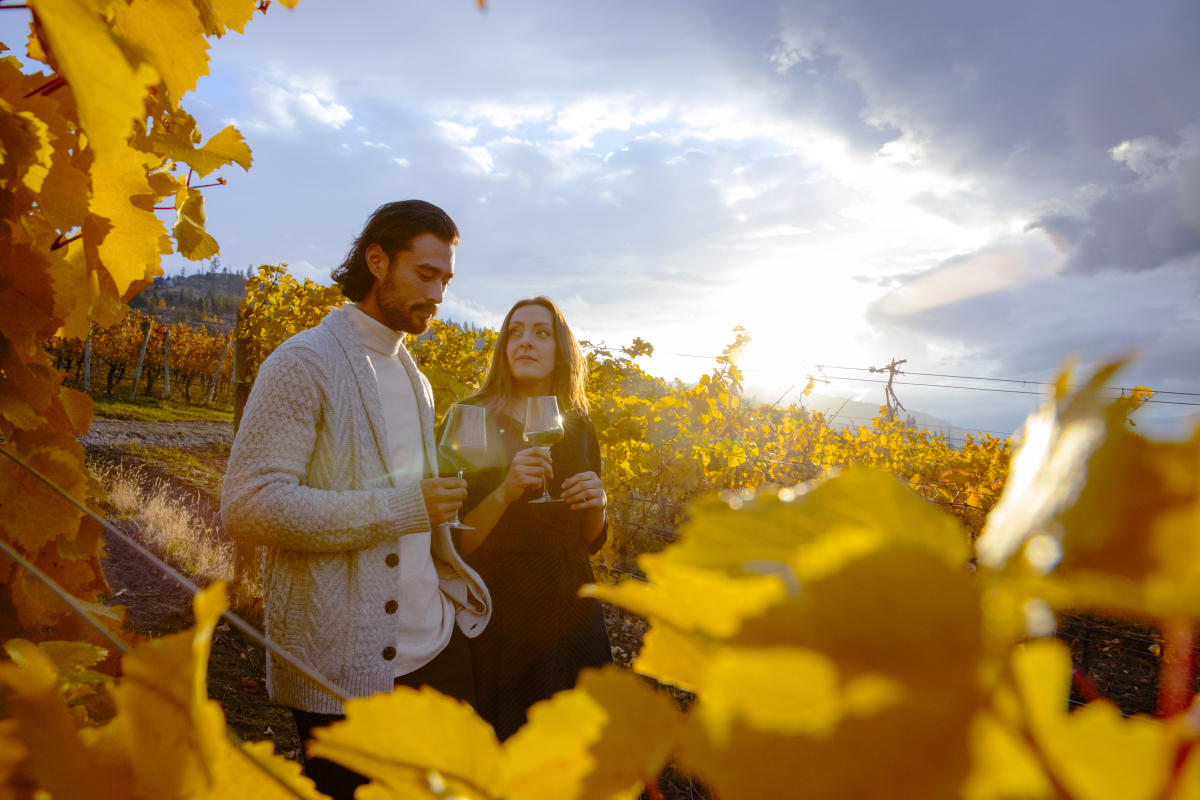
[[9, 0, 1200, 438]]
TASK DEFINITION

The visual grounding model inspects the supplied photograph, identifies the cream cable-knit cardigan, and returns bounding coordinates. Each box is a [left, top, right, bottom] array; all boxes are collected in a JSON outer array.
[[220, 306, 491, 714]]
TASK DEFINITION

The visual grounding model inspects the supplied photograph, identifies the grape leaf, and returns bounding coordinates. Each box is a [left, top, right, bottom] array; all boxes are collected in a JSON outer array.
[[500, 667, 681, 800], [0, 639, 127, 800], [192, 0, 258, 37], [309, 685, 503, 798], [111, 0, 210, 106], [1009, 639, 1191, 800], [174, 187, 220, 260]]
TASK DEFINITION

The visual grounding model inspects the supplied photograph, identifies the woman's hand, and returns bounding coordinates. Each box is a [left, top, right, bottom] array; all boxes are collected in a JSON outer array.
[[560, 471, 605, 511], [498, 447, 553, 504]]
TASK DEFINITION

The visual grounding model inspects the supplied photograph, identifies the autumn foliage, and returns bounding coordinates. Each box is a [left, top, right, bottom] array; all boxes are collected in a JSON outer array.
[[4, 1, 1200, 799]]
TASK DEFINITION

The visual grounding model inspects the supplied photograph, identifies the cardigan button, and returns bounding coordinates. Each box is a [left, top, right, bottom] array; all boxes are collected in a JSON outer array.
[[385, 553, 399, 568], [384, 600, 398, 614], [382, 646, 396, 661]]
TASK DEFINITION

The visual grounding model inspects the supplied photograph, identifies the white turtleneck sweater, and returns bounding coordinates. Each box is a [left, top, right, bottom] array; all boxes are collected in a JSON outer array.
[[346, 303, 455, 676]]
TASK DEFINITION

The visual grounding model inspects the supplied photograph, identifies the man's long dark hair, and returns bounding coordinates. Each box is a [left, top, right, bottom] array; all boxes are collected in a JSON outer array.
[[331, 200, 460, 301]]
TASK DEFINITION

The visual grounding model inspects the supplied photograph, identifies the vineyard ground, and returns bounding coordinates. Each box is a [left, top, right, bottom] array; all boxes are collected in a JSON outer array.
[[82, 419, 1175, 787], [82, 421, 672, 784]]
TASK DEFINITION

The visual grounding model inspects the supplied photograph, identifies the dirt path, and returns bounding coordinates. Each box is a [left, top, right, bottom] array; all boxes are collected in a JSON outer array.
[[86, 418, 301, 758], [83, 419, 235, 449]]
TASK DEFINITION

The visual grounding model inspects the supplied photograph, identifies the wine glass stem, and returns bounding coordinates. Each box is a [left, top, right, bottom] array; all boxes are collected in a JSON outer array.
[[453, 470, 465, 524]]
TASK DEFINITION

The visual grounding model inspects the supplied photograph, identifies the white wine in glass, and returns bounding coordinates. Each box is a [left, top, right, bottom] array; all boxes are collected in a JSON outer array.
[[524, 395, 565, 504], [438, 404, 488, 530]]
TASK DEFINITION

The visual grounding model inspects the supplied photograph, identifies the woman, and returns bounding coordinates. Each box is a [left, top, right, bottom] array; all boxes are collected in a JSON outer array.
[[455, 296, 611, 740]]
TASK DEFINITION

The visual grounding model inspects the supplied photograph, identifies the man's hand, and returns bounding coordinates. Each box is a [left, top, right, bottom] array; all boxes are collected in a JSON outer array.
[[420, 477, 468, 527]]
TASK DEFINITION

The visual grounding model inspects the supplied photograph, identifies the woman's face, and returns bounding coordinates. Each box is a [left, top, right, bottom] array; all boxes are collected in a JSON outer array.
[[505, 303, 557, 393]]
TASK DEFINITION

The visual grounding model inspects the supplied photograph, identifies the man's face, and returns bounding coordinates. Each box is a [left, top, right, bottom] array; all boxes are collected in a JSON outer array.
[[367, 233, 455, 334]]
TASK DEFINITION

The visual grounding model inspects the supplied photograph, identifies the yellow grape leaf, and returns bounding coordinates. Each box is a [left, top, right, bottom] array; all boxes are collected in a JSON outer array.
[[55, 386, 95, 437], [31, 0, 159, 165], [697, 645, 904, 744], [1051, 424, 1200, 614], [1012, 639, 1183, 800], [732, 547, 985, 691], [631, 621, 713, 693], [977, 363, 1122, 569], [92, 582, 229, 797], [151, 118, 252, 177], [671, 469, 968, 578], [0, 242, 57, 352], [173, 187, 220, 260], [614, 474, 989, 800], [0, 639, 127, 800], [0, 430, 88, 556], [51, 238, 101, 341], [1176, 743, 1200, 800], [0, 719, 29, 800], [87, 146, 172, 300], [56, 514, 105, 562], [980, 362, 1200, 617], [962, 710, 1053, 800], [148, 167, 185, 196], [309, 686, 503, 799], [191, 124, 253, 176], [8, 639, 106, 675], [0, 98, 53, 192], [584, 559, 785, 637], [687, 551, 984, 798], [0, 588, 324, 799], [216, 740, 326, 800], [500, 667, 680, 800], [193, 0, 258, 36], [110, 0, 209, 106]]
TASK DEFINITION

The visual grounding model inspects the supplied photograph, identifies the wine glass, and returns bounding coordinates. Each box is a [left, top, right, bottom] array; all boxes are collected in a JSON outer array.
[[524, 396, 565, 504], [438, 404, 488, 530]]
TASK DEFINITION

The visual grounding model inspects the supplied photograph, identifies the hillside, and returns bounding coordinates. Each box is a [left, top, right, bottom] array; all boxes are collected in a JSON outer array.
[[799, 393, 984, 440], [128, 270, 248, 333]]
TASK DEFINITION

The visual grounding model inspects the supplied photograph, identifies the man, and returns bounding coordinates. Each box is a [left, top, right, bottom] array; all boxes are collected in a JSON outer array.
[[220, 200, 490, 799]]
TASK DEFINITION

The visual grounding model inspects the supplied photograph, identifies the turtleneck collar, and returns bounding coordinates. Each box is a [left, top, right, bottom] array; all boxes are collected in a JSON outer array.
[[346, 302, 406, 357]]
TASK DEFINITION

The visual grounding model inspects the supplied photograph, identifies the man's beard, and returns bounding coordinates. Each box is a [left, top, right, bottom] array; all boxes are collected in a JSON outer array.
[[381, 300, 437, 334]]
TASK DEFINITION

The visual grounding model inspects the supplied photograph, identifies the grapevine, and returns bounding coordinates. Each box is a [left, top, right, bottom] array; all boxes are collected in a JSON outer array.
[[3, 1, 1200, 798]]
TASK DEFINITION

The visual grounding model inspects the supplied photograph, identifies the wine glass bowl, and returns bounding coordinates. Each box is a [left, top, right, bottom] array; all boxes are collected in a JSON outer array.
[[524, 396, 565, 504], [438, 404, 488, 530]]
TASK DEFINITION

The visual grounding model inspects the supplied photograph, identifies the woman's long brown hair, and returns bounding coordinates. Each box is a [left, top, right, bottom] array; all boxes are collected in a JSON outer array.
[[469, 296, 589, 416]]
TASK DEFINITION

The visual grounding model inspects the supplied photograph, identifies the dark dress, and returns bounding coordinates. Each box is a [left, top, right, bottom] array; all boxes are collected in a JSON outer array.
[[459, 408, 612, 740]]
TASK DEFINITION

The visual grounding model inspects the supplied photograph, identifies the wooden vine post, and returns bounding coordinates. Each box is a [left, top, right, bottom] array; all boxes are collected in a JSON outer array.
[[161, 327, 172, 400], [206, 334, 233, 405], [129, 318, 153, 402]]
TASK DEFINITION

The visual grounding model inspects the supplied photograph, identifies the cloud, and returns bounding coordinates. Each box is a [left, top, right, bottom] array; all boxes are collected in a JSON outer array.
[[1029, 127, 1200, 274], [244, 76, 352, 131]]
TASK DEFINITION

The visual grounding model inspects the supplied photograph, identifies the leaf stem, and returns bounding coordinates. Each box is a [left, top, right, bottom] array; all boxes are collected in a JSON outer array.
[[22, 74, 65, 98], [1070, 667, 1107, 703], [49, 232, 82, 251], [1156, 617, 1195, 717]]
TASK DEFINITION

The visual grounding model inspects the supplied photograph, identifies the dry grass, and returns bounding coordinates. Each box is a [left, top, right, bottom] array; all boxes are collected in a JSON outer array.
[[92, 461, 258, 605]]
